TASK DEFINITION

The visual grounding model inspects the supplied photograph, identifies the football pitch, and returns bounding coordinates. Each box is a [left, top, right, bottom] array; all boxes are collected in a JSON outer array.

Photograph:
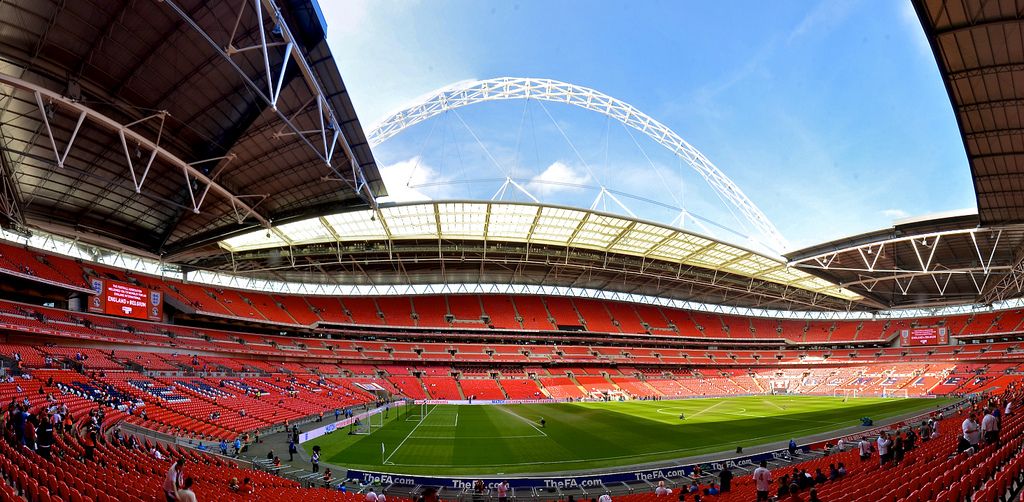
[[307, 396, 953, 476]]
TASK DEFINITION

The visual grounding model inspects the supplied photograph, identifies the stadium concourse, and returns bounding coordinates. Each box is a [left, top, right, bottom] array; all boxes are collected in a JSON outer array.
[[6, 0, 1024, 501]]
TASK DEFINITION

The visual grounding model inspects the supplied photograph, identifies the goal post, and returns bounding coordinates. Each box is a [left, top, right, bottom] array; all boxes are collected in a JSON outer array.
[[882, 388, 910, 399], [406, 400, 429, 421], [833, 388, 859, 399]]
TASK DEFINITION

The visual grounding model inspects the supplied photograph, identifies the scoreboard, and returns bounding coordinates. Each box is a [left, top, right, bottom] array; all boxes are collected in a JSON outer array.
[[88, 278, 162, 321], [900, 327, 947, 346]]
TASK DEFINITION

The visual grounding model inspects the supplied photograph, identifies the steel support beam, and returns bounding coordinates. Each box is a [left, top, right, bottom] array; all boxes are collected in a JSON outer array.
[[0, 73, 271, 228]]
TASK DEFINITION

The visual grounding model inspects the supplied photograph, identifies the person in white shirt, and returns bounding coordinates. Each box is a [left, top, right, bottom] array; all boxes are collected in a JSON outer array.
[[960, 412, 981, 452], [162, 459, 185, 502], [858, 437, 872, 461], [654, 481, 671, 496], [598, 493, 612, 502], [175, 477, 197, 502], [497, 481, 509, 502], [377, 494, 386, 502], [365, 489, 379, 502], [981, 408, 999, 444], [1006, 401, 1013, 416], [753, 460, 772, 501], [876, 432, 892, 466]]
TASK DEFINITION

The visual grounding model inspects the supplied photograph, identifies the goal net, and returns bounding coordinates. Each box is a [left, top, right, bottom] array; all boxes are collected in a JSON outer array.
[[882, 388, 910, 399], [833, 388, 859, 399], [406, 401, 429, 422], [354, 408, 385, 435]]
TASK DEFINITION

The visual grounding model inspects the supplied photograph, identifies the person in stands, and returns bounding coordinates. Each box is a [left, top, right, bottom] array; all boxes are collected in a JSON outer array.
[[753, 460, 772, 502], [311, 446, 321, 472], [598, 493, 612, 502], [718, 465, 732, 492], [808, 487, 822, 502], [981, 407, 1000, 444], [496, 480, 509, 502], [365, 488, 378, 502], [288, 438, 298, 461], [876, 432, 892, 466], [176, 477, 197, 502], [655, 481, 671, 496], [162, 458, 185, 502], [858, 436, 872, 461], [322, 468, 333, 487], [787, 483, 803, 502], [960, 412, 981, 453]]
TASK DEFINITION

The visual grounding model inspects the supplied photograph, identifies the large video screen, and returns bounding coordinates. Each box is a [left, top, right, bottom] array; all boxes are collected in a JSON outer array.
[[88, 278, 162, 321], [900, 327, 948, 346]]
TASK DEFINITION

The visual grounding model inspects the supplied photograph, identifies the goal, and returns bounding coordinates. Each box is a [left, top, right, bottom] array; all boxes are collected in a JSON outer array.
[[406, 400, 429, 422], [882, 388, 910, 399], [354, 408, 385, 435], [833, 388, 859, 399]]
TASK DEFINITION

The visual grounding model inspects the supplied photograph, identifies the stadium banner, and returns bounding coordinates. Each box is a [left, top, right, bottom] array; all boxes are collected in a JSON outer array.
[[88, 278, 162, 321], [299, 402, 405, 443], [345, 446, 809, 489], [899, 327, 947, 346], [416, 399, 556, 405]]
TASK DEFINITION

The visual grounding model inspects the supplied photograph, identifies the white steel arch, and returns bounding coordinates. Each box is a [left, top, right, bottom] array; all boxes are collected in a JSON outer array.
[[367, 77, 789, 252]]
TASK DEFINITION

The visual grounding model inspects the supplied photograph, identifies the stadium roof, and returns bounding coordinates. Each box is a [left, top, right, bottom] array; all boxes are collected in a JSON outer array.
[[788, 211, 1024, 309], [0, 0, 384, 257], [205, 201, 863, 309]]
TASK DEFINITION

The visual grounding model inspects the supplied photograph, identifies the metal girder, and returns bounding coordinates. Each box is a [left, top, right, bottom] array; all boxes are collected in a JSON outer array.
[[982, 243, 1024, 304], [161, 0, 376, 208], [0, 72, 270, 228], [365, 77, 788, 252]]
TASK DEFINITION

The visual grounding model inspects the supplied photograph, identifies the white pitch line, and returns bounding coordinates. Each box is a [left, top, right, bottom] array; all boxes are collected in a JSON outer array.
[[762, 399, 787, 411], [688, 399, 727, 419], [384, 403, 437, 464], [495, 406, 549, 437]]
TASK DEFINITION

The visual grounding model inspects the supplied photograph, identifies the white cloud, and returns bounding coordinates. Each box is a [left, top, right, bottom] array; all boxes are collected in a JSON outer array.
[[525, 161, 592, 197], [881, 208, 910, 221], [376, 156, 445, 203]]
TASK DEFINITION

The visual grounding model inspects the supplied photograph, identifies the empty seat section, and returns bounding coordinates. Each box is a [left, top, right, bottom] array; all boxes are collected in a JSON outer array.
[[633, 304, 672, 330], [659, 307, 699, 335], [499, 379, 543, 399], [605, 301, 646, 333], [544, 296, 581, 327], [481, 295, 520, 329], [690, 312, 729, 338], [376, 296, 415, 326], [412, 295, 449, 327], [305, 296, 348, 323], [458, 379, 505, 399], [539, 376, 585, 399], [241, 291, 293, 324], [448, 295, 483, 322], [512, 296, 553, 329], [340, 297, 382, 325], [421, 376, 461, 399], [574, 298, 617, 332], [272, 294, 320, 325]]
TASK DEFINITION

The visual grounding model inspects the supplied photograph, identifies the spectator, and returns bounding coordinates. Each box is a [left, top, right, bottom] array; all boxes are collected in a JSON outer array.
[[788, 438, 797, 455], [322, 468, 333, 487], [162, 459, 185, 502], [655, 481, 671, 496], [981, 407, 999, 444], [858, 436, 872, 461], [598, 494, 612, 502], [787, 484, 803, 502], [837, 463, 847, 476], [808, 487, 822, 502], [753, 460, 772, 502], [289, 439, 298, 462], [219, 439, 228, 456], [719, 465, 732, 492], [228, 478, 239, 492], [960, 412, 981, 452], [311, 447, 320, 472], [497, 480, 509, 502], [776, 475, 791, 498], [241, 478, 254, 495], [36, 415, 54, 458], [176, 477, 197, 502], [877, 432, 892, 466], [705, 485, 719, 496], [813, 468, 827, 484], [828, 463, 839, 481], [892, 435, 905, 465]]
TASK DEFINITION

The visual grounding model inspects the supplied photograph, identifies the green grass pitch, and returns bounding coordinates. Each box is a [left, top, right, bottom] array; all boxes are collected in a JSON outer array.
[[306, 396, 954, 476]]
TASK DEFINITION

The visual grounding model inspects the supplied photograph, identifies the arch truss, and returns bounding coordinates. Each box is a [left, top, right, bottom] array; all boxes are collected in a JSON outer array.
[[366, 77, 789, 252]]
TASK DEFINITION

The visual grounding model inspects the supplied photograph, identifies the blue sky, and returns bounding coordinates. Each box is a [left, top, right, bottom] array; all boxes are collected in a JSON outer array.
[[323, 0, 973, 253]]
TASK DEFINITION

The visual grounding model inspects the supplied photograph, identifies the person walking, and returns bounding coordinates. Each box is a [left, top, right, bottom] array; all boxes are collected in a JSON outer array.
[[288, 438, 298, 462]]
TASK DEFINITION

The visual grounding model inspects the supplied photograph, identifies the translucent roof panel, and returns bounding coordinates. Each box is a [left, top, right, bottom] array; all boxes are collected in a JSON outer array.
[[487, 204, 539, 241], [277, 219, 333, 244], [220, 230, 287, 252], [380, 204, 438, 239], [571, 214, 632, 248], [438, 202, 487, 238], [323, 212, 388, 241], [531, 207, 588, 245], [215, 201, 858, 301]]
